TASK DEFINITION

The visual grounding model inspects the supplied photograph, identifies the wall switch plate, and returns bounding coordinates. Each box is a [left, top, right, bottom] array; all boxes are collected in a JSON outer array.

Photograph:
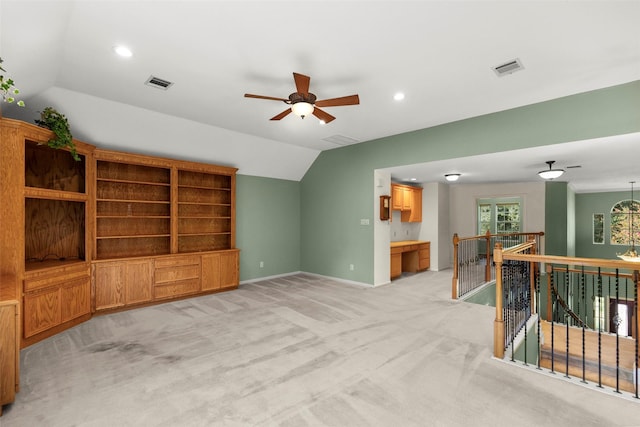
[[260, 261, 264, 268], [349, 264, 354, 271], [360, 218, 370, 225]]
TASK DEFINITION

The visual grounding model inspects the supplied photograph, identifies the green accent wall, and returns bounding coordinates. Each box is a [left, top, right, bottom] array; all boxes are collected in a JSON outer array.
[[575, 190, 631, 259], [300, 81, 640, 284], [236, 175, 301, 281], [545, 182, 568, 256]]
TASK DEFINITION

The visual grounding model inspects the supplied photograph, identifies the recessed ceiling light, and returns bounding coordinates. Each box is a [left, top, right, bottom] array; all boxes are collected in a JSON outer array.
[[394, 92, 405, 101], [319, 120, 326, 125], [114, 45, 133, 57]]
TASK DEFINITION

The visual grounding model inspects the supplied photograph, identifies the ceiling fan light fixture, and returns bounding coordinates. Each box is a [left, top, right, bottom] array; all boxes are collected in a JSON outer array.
[[291, 102, 314, 118], [538, 160, 564, 180], [445, 173, 461, 182]]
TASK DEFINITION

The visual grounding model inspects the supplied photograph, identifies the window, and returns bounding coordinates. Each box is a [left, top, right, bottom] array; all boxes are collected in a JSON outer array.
[[477, 198, 522, 235], [592, 213, 604, 244], [610, 199, 640, 245]]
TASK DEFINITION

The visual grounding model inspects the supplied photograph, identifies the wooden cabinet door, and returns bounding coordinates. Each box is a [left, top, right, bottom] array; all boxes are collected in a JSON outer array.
[[220, 252, 239, 288], [23, 288, 60, 338], [125, 260, 153, 305], [0, 301, 18, 414], [391, 185, 403, 210], [202, 251, 239, 291], [390, 253, 402, 279], [61, 279, 91, 323], [94, 263, 125, 310], [410, 188, 423, 222], [402, 187, 412, 211], [201, 253, 221, 291]]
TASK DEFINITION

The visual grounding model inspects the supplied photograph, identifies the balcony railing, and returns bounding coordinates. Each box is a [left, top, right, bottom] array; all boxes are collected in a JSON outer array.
[[494, 241, 640, 398], [451, 231, 543, 299]]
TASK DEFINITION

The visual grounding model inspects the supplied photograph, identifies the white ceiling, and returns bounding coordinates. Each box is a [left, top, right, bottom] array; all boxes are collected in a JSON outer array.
[[1, 1, 639, 190]]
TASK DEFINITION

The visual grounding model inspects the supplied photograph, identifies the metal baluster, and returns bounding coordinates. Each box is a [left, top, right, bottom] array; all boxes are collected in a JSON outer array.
[[565, 266, 570, 378], [615, 270, 621, 394], [537, 269, 542, 370], [581, 266, 587, 384], [597, 268, 603, 388], [551, 268, 555, 374]]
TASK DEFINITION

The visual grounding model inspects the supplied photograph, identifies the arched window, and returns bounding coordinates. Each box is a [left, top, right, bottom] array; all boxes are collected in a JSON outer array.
[[610, 199, 640, 245]]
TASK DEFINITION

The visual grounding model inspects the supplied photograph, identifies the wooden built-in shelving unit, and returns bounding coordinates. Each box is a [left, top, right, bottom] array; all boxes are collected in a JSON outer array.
[[0, 118, 240, 386]]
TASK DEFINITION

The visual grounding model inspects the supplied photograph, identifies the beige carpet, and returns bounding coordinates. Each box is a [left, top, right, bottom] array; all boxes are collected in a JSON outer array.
[[2, 270, 638, 426]]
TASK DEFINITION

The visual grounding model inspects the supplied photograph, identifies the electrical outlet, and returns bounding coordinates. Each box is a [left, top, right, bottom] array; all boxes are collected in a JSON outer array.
[[259, 261, 264, 268], [349, 264, 354, 271]]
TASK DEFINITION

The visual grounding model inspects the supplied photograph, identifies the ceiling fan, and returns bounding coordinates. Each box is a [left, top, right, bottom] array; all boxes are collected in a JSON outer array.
[[244, 72, 359, 124]]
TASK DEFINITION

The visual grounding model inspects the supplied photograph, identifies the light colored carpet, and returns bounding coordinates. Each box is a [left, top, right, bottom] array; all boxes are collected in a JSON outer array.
[[2, 270, 638, 426]]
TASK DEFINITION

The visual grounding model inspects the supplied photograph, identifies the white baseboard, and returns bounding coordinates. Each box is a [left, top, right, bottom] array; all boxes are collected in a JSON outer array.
[[240, 271, 374, 288]]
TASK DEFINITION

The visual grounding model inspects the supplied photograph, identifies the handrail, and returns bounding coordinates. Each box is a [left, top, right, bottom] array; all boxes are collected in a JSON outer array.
[[452, 231, 544, 299], [493, 241, 640, 397]]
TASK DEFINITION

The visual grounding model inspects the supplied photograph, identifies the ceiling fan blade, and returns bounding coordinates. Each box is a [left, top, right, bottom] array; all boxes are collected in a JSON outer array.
[[293, 73, 310, 95], [245, 93, 289, 102], [312, 107, 336, 124], [315, 94, 360, 108], [270, 109, 292, 121]]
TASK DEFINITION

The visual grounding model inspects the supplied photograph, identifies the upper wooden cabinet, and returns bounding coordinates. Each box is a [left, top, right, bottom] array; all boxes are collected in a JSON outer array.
[[391, 183, 423, 222]]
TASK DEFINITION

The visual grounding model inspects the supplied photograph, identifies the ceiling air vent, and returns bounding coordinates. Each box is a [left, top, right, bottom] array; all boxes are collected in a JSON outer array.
[[145, 75, 174, 90], [322, 134, 360, 146], [492, 58, 524, 77]]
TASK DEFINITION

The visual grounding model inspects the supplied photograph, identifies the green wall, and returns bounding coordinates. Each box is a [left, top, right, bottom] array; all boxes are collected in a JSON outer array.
[[300, 81, 640, 284], [575, 190, 631, 259], [236, 174, 301, 281], [545, 182, 569, 256]]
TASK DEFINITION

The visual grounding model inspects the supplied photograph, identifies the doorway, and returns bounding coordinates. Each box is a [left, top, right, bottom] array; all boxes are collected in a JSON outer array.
[[609, 298, 636, 338]]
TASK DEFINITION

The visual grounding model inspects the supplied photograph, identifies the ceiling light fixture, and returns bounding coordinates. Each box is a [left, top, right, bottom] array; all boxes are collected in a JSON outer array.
[[617, 181, 640, 262], [394, 92, 405, 101], [445, 174, 461, 182], [290, 102, 314, 118], [113, 45, 133, 57], [538, 161, 564, 180]]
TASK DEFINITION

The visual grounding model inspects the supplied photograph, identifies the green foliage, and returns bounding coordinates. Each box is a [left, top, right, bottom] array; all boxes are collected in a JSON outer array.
[[0, 57, 25, 106], [34, 107, 80, 161], [610, 200, 640, 245]]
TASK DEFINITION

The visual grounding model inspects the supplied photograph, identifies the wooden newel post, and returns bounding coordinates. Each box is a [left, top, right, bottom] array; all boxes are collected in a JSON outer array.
[[452, 233, 459, 299], [485, 229, 492, 282], [494, 242, 505, 359]]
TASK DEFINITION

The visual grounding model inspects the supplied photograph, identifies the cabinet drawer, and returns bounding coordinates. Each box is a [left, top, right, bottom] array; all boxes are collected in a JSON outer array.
[[154, 264, 200, 284], [154, 279, 200, 300], [24, 265, 90, 293], [390, 247, 404, 255], [154, 256, 200, 269]]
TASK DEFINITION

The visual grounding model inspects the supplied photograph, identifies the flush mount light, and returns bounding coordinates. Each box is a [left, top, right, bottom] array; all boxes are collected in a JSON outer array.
[[113, 45, 133, 57], [445, 174, 461, 182], [538, 160, 564, 180], [290, 102, 314, 118], [394, 92, 405, 101]]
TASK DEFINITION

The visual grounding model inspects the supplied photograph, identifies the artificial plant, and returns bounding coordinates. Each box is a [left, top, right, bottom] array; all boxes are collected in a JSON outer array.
[[35, 107, 80, 161]]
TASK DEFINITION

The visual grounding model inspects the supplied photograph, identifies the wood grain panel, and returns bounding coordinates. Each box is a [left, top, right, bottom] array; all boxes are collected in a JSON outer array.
[[125, 260, 153, 304], [178, 234, 231, 252], [96, 161, 170, 184], [97, 181, 170, 201], [23, 289, 60, 338], [219, 251, 239, 288], [97, 217, 170, 237], [60, 279, 91, 323], [96, 236, 170, 259], [154, 279, 201, 300], [94, 263, 125, 310], [201, 253, 221, 291], [25, 199, 85, 262], [24, 143, 85, 192], [155, 265, 200, 284], [178, 218, 231, 234], [0, 301, 19, 415]]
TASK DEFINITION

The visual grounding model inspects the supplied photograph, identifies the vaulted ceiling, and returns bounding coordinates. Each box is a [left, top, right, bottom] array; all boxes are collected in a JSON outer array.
[[2, 1, 639, 189]]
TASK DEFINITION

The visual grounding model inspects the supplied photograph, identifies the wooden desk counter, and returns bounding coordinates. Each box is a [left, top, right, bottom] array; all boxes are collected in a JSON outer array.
[[390, 241, 430, 279]]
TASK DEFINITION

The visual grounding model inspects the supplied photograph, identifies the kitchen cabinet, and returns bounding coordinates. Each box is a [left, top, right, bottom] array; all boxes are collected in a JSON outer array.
[[391, 183, 423, 222]]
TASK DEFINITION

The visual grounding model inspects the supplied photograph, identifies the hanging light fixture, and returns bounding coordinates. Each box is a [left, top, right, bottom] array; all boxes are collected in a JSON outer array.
[[290, 102, 314, 118], [617, 181, 640, 262], [538, 160, 564, 180]]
